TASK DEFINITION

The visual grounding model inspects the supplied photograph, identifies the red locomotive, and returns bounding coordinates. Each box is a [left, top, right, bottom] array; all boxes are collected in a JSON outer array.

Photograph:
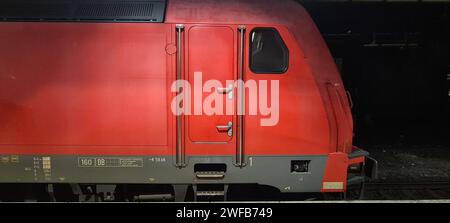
[[0, 0, 376, 201]]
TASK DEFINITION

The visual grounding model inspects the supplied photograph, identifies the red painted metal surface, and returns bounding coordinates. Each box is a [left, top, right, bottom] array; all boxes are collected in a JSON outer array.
[[0, 0, 353, 160], [0, 23, 174, 155], [321, 152, 349, 192], [184, 25, 237, 155], [166, 0, 353, 155], [243, 25, 330, 156]]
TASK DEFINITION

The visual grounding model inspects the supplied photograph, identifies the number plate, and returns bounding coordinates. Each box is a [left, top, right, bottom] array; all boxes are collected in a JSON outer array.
[[78, 157, 143, 168]]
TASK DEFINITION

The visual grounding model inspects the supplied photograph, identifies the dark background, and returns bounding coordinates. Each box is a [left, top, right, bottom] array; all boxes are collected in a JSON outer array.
[[302, 2, 450, 147]]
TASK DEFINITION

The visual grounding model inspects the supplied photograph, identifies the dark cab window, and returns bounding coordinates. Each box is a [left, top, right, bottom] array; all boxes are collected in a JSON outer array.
[[250, 28, 289, 74]]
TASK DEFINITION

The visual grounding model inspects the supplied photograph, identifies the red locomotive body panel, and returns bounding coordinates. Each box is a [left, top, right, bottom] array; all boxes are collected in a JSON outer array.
[[0, 0, 376, 195], [0, 23, 175, 155]]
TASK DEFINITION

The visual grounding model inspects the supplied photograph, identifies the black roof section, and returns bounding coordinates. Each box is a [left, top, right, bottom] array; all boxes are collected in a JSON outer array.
[[0, 0, 167, 22]]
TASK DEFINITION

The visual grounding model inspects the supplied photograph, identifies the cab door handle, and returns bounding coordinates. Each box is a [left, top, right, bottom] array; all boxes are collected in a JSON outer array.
[[216, 84, 234, 100], [216, 121, 233, 137]]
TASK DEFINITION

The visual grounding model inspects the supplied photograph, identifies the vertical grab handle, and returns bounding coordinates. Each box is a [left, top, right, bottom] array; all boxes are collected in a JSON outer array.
[[236, 25, 246, 167], [175, 24, 186, 168]]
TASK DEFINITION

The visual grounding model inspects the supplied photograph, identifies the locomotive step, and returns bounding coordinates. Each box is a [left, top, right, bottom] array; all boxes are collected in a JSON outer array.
[[195, 171, 226, 179], [192, 184, 229, 201], [195, 191, 226, 197]]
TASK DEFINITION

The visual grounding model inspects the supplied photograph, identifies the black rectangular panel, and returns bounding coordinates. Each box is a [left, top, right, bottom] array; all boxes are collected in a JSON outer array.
[[0, 0, 166, 22]]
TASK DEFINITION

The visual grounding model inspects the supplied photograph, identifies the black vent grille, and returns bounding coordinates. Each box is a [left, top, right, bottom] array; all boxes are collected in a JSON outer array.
[[75, 3, 153, 18], [0, 0, 166, 22]]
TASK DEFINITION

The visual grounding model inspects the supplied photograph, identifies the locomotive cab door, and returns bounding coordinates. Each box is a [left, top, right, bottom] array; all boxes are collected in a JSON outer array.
[[185, 25, 237, 156], [175, 24, 243, 166]]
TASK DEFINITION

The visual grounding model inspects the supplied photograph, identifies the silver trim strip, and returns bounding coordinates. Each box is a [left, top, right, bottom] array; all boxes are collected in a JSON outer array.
[[236, 25, 247, 167], [175, 24, 185, 168]]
